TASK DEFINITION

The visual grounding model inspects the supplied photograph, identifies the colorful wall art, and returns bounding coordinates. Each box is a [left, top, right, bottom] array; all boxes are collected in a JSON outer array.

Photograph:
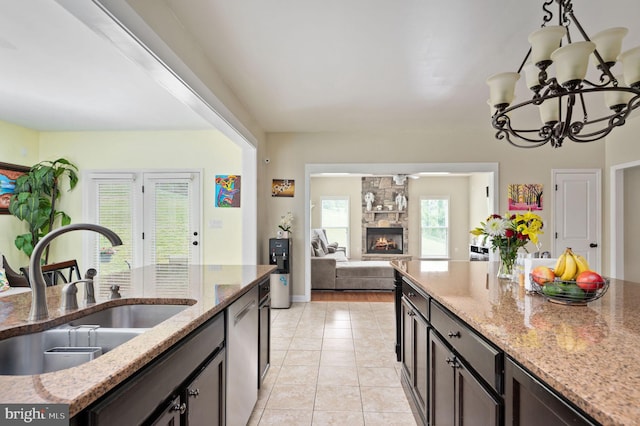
[[0, 162, 29, 214], [508, 183, 543, 211], [215, 175, 241, 207], [272, 179, 295, 197]]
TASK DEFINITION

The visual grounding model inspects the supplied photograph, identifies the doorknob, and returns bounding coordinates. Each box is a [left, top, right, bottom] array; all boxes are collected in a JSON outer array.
[[589, 243, 598, 248]]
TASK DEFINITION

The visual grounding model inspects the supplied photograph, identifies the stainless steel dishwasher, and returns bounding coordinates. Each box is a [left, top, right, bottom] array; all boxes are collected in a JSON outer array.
[[226, 285, 259, 426]]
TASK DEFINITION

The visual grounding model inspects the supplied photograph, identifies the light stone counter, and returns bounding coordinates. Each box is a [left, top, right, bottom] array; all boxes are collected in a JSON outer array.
[[392, 260, 640, 426], [0, 264, 274, 418]]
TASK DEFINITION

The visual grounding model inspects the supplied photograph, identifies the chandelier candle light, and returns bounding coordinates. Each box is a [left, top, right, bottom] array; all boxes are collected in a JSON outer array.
[[487, 0, 640, 148], [471, 212, 544, 280]]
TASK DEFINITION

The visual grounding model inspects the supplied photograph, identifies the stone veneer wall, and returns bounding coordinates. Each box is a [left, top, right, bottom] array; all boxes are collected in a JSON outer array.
[[361, 176, 409, 255]]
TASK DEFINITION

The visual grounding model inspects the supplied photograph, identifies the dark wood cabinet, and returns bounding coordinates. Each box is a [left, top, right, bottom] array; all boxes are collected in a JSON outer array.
[[401, 295, 428, 422], [185, 346, 225, 426], [150, 396, 182, 426], [504, 357, 597, 426], [430, 329, 500, 426], [258, 279, 271, 387]]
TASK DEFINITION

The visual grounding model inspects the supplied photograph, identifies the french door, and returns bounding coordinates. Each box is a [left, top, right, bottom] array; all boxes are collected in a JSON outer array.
[[84, 170, 201, 297]]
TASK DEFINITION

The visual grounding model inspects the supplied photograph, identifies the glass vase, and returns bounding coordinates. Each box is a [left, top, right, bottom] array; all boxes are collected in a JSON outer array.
[[497, 246, 518, 280]]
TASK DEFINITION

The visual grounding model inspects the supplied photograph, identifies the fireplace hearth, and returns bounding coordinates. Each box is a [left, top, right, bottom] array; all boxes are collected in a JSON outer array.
[[366, 227, 403, 254]]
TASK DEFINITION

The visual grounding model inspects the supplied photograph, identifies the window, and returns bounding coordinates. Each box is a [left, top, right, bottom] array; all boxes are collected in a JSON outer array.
[[420, 197, 449, 258], [320, 197, 349, 253]]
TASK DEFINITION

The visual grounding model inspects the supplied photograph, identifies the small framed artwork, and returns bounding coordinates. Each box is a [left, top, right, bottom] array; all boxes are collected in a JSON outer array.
[[272, 179, 295, 197], [215, 175, 241, 207], [508, 183, 543, 211], [0, 162, 30, 214]]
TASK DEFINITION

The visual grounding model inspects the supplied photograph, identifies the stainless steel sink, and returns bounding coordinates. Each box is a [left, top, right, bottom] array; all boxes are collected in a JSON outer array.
[[0, 303, 191, 375], [0, 326, 145, 375], [63, 303, 189, 328]]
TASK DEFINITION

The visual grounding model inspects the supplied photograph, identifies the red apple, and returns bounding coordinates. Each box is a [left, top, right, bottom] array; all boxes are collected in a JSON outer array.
[[576, 271, 605, 291], [531, 266, 555, 286]]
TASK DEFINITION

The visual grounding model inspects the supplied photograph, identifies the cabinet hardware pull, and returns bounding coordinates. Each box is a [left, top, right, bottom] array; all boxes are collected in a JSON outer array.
[[407, 292, 416, 297], [408, 310, 416, 317], [447, 331, 461, 338], [172, 402, 187, 414], [188, 388, 200, 397], [446, 357, 454, 365]]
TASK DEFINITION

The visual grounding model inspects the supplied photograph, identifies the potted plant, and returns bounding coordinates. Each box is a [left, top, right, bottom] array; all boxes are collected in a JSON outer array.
[[8, 158, 78, 261]]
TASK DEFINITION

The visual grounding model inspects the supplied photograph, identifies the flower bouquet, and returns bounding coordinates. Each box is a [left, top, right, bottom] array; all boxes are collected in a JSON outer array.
[[278, 212, 293, 238], [471, 212, 544, 279]]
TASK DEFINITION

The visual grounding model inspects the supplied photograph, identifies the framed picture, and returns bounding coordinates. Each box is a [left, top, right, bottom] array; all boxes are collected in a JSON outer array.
[[272, 179, 295, 197], [508, 183, 543, 211], [0, 162, 30, 214], [215, 175, 241, 207]]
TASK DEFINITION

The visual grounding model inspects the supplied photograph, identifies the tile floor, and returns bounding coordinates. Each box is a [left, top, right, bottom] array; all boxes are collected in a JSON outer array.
[[248, 301, 417, 425]]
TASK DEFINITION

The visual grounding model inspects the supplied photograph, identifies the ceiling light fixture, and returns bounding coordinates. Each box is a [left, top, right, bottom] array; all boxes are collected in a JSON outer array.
[[487, 0, 640, 148]]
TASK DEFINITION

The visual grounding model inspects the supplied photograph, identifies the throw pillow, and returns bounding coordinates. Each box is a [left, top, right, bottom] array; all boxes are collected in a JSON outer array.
[[327, 246, 336, 253], [0, 268, 10, 292], [314, 247, 326, 257], [314, 229, 330, 253]]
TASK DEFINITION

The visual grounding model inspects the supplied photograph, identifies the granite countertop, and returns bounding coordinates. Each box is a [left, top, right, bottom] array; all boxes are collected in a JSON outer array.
[[0, 264, 274, 417], [392, 260, 640, 426]]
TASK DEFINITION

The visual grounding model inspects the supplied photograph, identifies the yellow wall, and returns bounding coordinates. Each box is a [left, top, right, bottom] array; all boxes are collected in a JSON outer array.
[[0, 123, 244, 269]]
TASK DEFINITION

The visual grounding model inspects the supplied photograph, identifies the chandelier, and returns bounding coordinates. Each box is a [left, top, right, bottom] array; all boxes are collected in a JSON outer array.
[[487, 0, 640, 148]]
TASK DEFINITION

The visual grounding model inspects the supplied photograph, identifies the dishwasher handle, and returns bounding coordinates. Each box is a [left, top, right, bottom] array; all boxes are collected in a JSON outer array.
[[234, 300, 257, 326]]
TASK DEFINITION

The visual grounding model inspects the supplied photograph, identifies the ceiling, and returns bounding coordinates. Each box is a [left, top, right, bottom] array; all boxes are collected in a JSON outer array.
[[1, 0, 640, 134]]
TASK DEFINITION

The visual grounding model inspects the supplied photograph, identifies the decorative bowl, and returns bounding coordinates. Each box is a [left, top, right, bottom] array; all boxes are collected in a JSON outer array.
[[529, 273, 610, 305]]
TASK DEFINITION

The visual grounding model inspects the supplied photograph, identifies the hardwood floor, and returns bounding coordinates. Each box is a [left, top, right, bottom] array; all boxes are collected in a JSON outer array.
[[311, 290, 394, 302]]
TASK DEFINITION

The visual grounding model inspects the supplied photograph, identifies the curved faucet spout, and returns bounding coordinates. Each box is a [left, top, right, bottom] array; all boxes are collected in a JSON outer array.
[[28, 223, 123, 321]]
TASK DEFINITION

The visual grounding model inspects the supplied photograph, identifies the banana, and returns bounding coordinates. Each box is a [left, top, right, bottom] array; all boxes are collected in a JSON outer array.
[[560, 250, 578, 281], [554, 251, 567, 277], [573, 252, 590, 274]]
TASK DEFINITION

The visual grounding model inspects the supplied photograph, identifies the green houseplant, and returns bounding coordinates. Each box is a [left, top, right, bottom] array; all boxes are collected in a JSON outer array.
[[8, 158, 78, 261]]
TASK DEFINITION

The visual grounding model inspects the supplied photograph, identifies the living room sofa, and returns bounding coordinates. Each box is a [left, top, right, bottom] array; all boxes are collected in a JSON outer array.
[[310, 229, 394, 291]]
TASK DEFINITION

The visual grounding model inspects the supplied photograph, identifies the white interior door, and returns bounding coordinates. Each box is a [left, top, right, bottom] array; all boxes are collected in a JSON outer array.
[[553, 170, 601, 272]]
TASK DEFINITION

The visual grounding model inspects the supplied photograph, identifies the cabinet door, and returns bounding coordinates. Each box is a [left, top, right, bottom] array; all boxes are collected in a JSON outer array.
[[504, 358, 596, 426], [456, 361, 500, 426], [430, 331, 455, 426], [414, 311, 428, 420], [149, 396, 183, 426], [186, 348, 225, 426], [401, 297, 414, 381]]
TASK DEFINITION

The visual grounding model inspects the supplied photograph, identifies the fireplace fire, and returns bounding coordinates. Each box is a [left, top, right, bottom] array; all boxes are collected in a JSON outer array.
[[366, 227, 403, 254]]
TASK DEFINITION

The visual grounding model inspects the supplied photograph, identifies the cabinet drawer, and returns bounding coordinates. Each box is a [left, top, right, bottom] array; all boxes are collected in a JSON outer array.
[[430, 300, 502, 392], [402, 278, 428, 319]]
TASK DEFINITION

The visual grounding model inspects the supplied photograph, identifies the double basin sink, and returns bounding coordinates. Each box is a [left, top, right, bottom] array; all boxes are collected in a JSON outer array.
[[0, 303, 190, 375]]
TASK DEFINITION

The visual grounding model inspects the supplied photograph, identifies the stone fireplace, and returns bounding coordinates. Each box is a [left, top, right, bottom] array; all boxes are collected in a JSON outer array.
[[361, 176, 409, 258], [365, 227, 403, 254]]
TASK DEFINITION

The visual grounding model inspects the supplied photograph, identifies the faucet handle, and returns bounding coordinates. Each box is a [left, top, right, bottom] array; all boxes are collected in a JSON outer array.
[[62, 279, 95, 310], [84, 268, 97, 279]]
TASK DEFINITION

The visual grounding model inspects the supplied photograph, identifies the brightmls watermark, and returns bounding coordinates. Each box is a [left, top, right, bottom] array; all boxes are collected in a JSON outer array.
[[1, 404, 68, 425]]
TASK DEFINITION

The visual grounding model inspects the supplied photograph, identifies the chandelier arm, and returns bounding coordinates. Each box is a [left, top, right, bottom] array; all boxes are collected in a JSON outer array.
[[541, 0, 555, 26], [578, 91, 588, 123], [565, 8, 617, 82], [516, 48, 532, 74], [493, 114, 553, 147]]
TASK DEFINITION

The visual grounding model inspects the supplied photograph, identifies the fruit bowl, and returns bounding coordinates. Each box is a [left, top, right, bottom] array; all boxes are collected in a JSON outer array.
[[529, 274, 610, 305]]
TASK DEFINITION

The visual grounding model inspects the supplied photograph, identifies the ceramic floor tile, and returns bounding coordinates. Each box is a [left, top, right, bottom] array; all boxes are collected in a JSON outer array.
[[351, 318, 382, 329], [352, 327, 383, 340], [276, 365, 319, 386], [357, 367, 401, 387], [283, 350, 322, 366], [248, 407, 263, 425], [320, 350, 357, 367], [312, 410, 365, 425], [271, 326, 297, 338], [266, 384, 317, 410], [317, 365, 359, 386], [322, 337, 354, 351], [295, 326, 325, 339], [289, 337, 324, 351], [271, 337, 292, 351], [258, 409, 313, 425], [360, 387, 412, 413], [355, 350, 399, 368], [270, 349, 286, 367], [314, 385, 362, 411], [323, 327, 353, 339], [324, 319, 352, 329], [354, 337, 391, 353], [363, 411, 418, 425]]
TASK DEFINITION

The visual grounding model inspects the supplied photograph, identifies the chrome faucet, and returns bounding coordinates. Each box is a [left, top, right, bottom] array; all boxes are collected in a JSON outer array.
[[28, 223, 123, 321]]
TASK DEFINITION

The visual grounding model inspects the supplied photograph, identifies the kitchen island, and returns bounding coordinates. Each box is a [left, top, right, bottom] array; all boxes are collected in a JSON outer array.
[[393, 260, 640, 426], [0, 264, 274, 423]]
